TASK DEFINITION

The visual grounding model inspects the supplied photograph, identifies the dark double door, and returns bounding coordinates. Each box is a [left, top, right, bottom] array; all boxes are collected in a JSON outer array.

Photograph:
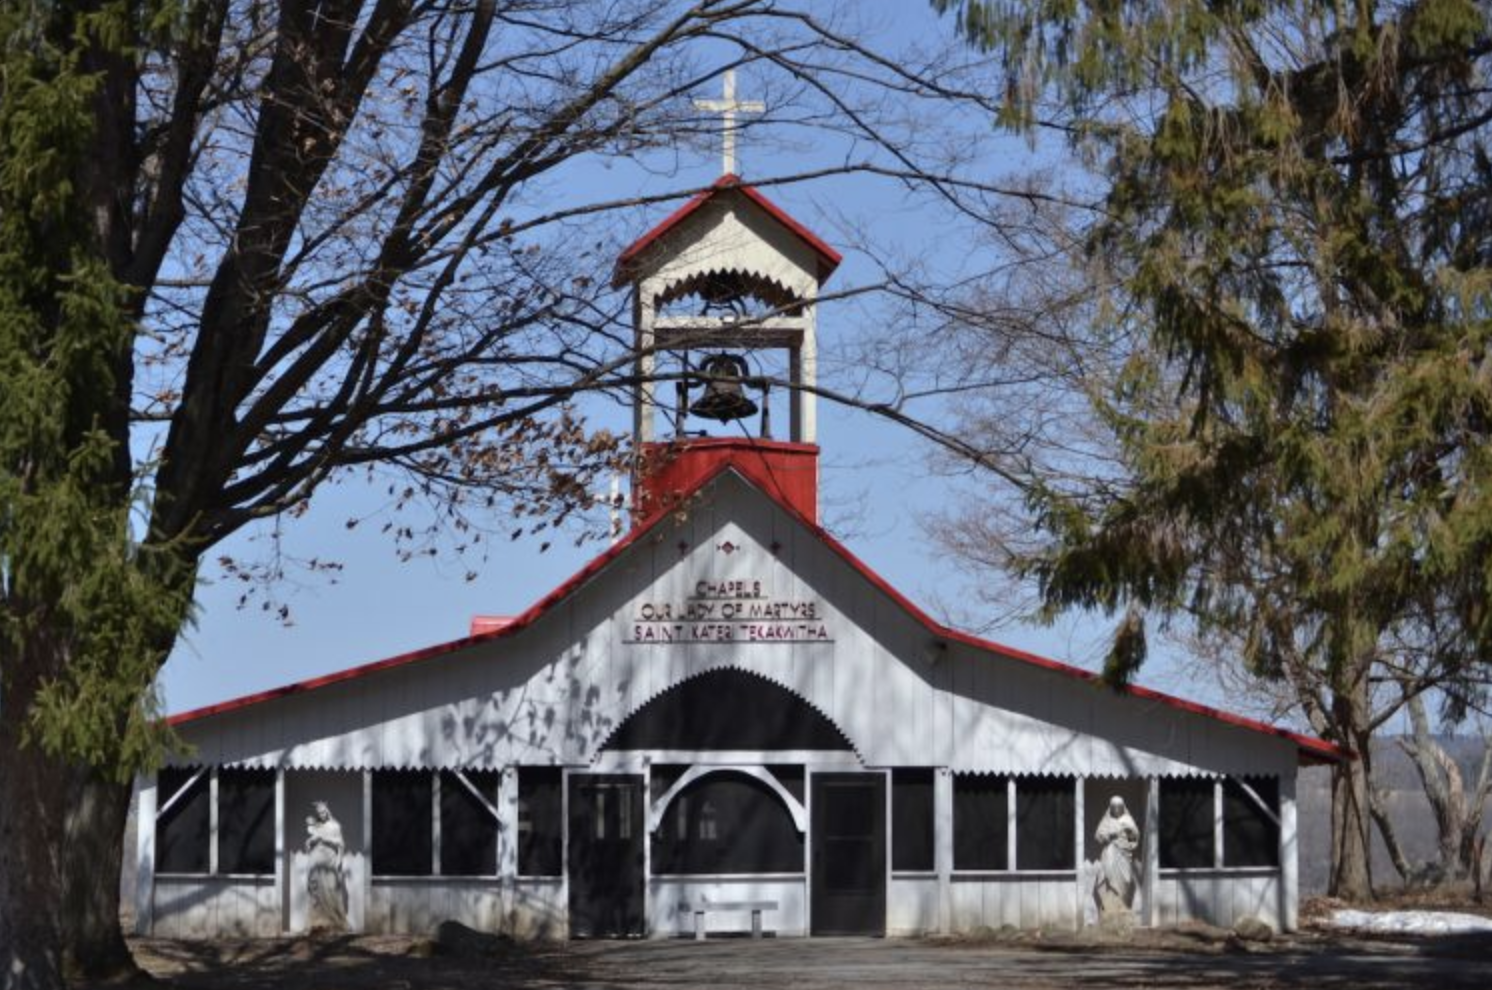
[[567, 770, 886, 938], [811, 772, 887, 936], [568, 773, 645, 938]]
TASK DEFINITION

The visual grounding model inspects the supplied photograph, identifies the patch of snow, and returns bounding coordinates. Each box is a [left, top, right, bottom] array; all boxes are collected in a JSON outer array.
[[1328, 909, 1492, 935]]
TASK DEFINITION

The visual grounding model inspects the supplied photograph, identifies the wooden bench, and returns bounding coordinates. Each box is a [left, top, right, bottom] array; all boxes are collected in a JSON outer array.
[[679, 898, 779, 939]]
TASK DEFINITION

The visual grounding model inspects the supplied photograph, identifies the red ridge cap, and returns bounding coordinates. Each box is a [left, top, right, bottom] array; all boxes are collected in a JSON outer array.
[[470, 616, 515, 636], [612, 174, 842, 288], [169, 463, 1347, 767]]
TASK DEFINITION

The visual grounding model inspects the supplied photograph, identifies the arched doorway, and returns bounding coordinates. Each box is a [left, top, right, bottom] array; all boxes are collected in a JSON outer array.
[[569, 669, 886, 937]]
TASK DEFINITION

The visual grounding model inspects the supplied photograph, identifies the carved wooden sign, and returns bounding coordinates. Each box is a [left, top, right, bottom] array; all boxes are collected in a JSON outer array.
[[626, 578, 832, 643]]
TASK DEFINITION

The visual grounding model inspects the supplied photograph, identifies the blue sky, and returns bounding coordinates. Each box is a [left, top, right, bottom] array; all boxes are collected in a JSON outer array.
[[159, 2, 1243, 725]]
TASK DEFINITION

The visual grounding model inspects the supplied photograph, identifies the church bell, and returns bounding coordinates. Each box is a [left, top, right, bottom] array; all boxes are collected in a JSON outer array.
[[688, 353, 759, 423]]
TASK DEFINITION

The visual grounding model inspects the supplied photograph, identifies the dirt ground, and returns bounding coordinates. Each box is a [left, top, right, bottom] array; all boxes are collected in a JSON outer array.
[[110, 915, 1492, 990]]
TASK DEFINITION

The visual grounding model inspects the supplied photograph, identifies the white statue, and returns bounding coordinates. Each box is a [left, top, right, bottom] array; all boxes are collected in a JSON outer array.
[[304, 801, 349, 931], [1094, 796, 1140, 917]]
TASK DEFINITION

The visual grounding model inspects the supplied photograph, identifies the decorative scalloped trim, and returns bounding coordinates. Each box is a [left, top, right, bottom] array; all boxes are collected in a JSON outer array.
[[653, 266, 803, 308], [587, 663, 864, 764]]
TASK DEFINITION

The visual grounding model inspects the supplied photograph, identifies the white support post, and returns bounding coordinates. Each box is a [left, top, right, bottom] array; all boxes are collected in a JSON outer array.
[[1143, 777, 1160, 928], [431, 772, 442, 877], [1006, 777, 1018, 870], [634, 293, 656, 445], [560, 767, 571, 938], [804, 769, 815, 936], [498, 767, 518, 878], [1280, 772, 1298, 931], [134, 774, 156, 935], [800, 307, 818, 445], [934, 768, 952, 935], [208, 767, 220, 876], [1214, 779, 1225, 868], [362, 769, 373, 934], [274, 768, 286, 934], [1073, 778, 1085, 931], [641, 759, 652, 937]]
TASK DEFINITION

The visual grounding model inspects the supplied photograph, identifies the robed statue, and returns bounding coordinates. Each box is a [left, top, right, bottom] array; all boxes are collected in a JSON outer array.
[[305, 801, 350, 931], [1094, 796, 1140, 917]]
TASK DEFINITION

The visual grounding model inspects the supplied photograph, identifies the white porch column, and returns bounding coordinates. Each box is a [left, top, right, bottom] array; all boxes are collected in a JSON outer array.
[[633, 293, 657, 444], [1006, 777, 1018, 870], [1143, 776, 1160, 928], [431, 772, 442, 877], [798, 306, 818, 444], [934, 767, 952, 934], [274, 768, 286, 934], [361, 769, 373, 934], [1280, 771, 1299, 931], [133, 774, 156, 935], [497, 767, 518, 877], [1073, 777, 1085, 931], [1213, 778, 1225, 868], [208, 768, 220, 875], [496, 766, 518, 935]]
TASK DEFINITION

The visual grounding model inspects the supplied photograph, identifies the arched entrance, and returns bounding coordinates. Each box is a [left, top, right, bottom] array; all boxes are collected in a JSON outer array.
[[567, 668, 885, 937]]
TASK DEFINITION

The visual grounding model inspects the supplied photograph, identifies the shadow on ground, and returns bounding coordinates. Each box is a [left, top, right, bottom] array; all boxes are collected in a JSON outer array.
[[97, 928, 1492, 990]]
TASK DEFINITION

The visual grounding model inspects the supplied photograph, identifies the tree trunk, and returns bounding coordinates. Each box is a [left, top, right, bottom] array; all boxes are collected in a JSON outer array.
[[57, 555, 196, 982], [1368, 785, 1413, 884], [61, 768, 142, 982], [0, 664, 68, 990], [1328, 690, 1376, 901], [1329, 755, 1374, 899]]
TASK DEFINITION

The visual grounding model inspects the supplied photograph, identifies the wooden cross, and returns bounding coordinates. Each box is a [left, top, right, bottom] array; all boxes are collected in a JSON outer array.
[[692, 68, 764, 176]]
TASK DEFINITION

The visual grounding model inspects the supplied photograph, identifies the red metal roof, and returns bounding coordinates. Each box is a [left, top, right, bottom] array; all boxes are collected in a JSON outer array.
[[612, 174, 843, 288], [168, 461, 1346, 767]]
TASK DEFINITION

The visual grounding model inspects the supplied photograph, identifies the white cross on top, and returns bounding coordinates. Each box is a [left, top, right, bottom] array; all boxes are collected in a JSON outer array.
[[692, 68, 764, 176]]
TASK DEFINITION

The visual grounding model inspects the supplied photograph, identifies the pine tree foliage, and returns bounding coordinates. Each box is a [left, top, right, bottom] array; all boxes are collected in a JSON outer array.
[[0, 1, 189, 779], [932, 0, 1492, 895]]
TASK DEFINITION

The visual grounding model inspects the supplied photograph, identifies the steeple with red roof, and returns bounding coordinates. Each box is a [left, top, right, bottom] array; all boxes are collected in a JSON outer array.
[[614, 74, 841, 526]]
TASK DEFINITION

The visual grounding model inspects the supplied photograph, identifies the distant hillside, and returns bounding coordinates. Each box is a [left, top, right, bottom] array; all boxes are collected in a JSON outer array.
[[1300, 734, 1491, 893]]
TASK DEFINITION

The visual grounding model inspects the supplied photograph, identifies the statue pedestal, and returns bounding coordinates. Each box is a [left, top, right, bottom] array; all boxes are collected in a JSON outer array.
[[1096, 907, 1137, 939]]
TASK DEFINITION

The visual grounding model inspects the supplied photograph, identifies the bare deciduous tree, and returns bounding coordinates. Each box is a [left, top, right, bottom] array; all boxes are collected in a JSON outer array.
[[0, 3, 1011, 985]]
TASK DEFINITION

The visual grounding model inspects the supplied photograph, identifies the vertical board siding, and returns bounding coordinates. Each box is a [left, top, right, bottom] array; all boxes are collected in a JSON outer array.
[[887, 877, 939, 935], [153, 878, 278, 938], [947, 877, 1078, 931], [509, 879, 566, 939], [1153, 870, 1281, 930], [365, 880, 506, 935]]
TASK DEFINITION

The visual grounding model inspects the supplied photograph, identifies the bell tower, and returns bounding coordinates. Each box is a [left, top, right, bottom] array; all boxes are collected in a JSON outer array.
[[613, 72, 840, 525], [614, 130, 846, 528], [612, 172, 839, 524]]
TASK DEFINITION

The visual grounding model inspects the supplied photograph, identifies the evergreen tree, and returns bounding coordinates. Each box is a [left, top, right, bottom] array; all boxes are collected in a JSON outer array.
[[934, 0, 1492, 899], [0, 6, 189, 985]]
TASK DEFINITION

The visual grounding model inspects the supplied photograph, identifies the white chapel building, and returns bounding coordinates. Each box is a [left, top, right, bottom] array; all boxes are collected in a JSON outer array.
[[134, 164, 1343, 941]]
